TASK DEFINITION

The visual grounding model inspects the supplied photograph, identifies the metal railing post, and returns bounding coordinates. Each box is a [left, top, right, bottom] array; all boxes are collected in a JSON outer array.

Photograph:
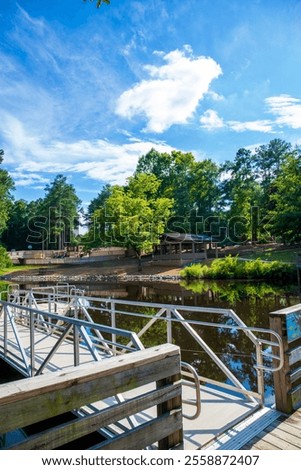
[[166, 308, 173, 344], [4, 305, 8, 357], [73, 297, 80, 366], [255, 341, 265, 406], [111, 299, 117, 355], [30, 310, 35, 376]]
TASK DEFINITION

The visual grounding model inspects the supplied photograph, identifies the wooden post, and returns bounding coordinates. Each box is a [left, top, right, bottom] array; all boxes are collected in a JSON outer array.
[[269, 304, 301, 414], [156, 369, 183, 450]]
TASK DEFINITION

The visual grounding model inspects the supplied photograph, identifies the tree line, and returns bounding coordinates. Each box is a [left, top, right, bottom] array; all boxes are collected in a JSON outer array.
[[0, 138, 300, 260]]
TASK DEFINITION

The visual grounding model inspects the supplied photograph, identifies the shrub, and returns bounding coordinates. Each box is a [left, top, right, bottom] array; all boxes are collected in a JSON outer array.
[[0, 245, 13, 271], [180, 263, 209, 279], [180, 255, 296, 282]]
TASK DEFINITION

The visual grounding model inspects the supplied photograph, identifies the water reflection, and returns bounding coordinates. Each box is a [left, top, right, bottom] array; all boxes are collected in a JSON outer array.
[[77, 279, 300, 329], [81, 279, 299, 403]]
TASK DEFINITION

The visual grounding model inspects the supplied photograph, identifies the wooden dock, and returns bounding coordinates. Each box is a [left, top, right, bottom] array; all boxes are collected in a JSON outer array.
[[203, 406, 301, 450], [0, 322, 261, 449], [1, 287, 300, 451], [242, 409, 301, 450]]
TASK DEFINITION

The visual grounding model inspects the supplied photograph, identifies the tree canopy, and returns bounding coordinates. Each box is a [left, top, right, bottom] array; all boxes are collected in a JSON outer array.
[[0, 138, 300, 257], [85, 173, 173, 269], [0, 150, 15, 237]]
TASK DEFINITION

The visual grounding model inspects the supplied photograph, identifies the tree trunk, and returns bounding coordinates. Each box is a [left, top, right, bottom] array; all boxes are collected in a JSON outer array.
[[137, 252, 142, 272]]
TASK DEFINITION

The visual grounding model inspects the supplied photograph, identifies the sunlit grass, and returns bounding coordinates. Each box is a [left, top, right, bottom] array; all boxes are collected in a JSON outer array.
[[0, 265, 38, 275], [241, 248, 299, 264]]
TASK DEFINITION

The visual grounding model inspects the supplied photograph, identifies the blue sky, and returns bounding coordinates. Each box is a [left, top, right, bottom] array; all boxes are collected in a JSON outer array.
[[1, 0, 301, 211]]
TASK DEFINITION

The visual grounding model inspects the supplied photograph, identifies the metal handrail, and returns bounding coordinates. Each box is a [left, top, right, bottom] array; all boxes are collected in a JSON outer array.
[[181, 361, 201, 420], [0, 300, 144, 377], [0, 286, 285, 408]]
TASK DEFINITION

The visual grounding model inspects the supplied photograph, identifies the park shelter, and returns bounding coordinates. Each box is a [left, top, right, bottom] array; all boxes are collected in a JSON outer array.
[[152, 232, 218, 265]]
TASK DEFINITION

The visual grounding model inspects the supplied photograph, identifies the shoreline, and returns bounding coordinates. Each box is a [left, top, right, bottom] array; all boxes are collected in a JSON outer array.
[[1, 258, 183, 284]]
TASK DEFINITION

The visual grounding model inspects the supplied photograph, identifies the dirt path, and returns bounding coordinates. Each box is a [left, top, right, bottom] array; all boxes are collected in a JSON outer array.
[[7, 257, 182, 280]]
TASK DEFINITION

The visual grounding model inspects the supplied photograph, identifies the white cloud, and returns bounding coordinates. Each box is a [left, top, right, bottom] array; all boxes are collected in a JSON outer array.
[[2, 115, 175, 186], [265, 95, 301, 129], [199, 94, 301, 134], [116, 47, 222, 133], [228, 120, 273, 133], [199, 109, 224, 130], [199, 110, 273, 133], [9, 171, 50, 188]]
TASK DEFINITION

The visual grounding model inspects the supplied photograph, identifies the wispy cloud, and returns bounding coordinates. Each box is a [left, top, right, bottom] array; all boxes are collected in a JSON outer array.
[[0, 6, 123, 144], [227, 120, 274, 133], [116, 47, 222, 133], [199, 109, 273, 133], [265, 95, 301, 129], [200, 93, 301, 133], [3, 115, 175, 186], [9, 171, 50, 188]]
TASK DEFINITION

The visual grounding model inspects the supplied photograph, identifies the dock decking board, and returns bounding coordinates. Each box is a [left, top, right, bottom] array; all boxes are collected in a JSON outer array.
[[241, 410, 301, 450]]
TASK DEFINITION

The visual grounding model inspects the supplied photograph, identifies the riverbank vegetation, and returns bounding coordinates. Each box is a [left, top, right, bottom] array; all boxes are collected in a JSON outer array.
[[0, 246, 12, 272], [180, 256, 296, 282]]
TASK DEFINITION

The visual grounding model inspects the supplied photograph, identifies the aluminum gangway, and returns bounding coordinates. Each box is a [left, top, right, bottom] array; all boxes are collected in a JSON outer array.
[[0, 283, 284, 449]]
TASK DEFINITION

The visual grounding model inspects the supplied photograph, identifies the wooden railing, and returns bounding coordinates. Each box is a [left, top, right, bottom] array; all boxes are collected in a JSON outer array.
[[0, 344, 183, 450], [270, 304, 301, 414]]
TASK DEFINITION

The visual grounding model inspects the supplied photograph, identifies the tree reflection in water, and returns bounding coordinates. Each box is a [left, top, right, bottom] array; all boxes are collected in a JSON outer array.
[[83, 279, 299, 403]]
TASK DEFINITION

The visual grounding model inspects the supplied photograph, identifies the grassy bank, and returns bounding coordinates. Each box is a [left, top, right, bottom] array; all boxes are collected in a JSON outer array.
[[0, 265, 38, 276], [180, 255, 297, 282], [239, 247, 299, 263]]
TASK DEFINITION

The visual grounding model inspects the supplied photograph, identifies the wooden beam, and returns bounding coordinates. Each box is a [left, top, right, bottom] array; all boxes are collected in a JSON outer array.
[[7, 383, 182, 450], [0, 344, 181, 434], [92, 411, 183, 450]]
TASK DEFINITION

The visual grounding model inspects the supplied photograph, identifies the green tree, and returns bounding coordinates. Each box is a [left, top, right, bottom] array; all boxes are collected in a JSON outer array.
[[2, 200, 30, 250], [190, 159, 221, 233], [221, 148, 262, 243], [135, 149, 221, 234], [135, 148, 174, 196], [253, 139, 293, 222], [86, 184, 112, 228], [0, 245, 12, 270], [39, 175, 82, 250], [0, 149, 15, 238], [88, 173, 173, 270], [267, 151, 301, 243]]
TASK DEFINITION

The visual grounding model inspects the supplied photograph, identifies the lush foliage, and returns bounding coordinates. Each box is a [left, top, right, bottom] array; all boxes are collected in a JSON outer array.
[[180, 256, 296, 282], [0, 150, 14, 237], [2, 175, 82, 251], [0, 245, 13, 271], [83, 173, 173, 268]]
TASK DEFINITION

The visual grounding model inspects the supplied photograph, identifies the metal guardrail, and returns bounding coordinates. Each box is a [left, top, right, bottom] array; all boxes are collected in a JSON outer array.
[[0, 284, 285, 409], [0, 299, 144, 377]]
